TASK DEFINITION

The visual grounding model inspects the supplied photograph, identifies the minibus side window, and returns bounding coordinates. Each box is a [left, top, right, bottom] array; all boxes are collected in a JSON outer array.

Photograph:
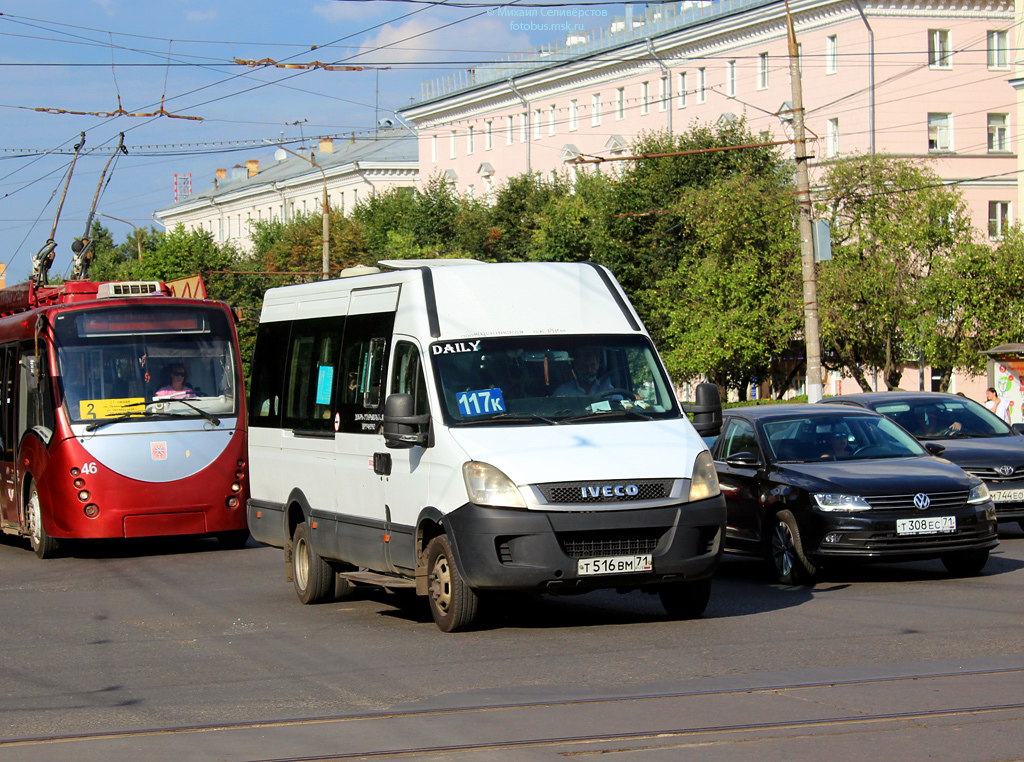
[[282, 316, 344, 433], [337, 311, 395, 435], [248, 321, 291, 427], [391, 342, 429, 436]]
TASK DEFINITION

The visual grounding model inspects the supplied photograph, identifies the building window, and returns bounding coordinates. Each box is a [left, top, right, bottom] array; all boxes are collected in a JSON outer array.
[[533, 109, 542, 139], [726, 61, 736, 96], [988, 113, 1009, 152], [927, 112, 952, 152], [697, 68, 706, 103], [591, 93, 602, 126], [467, 125, 475, 155], [520, 112, 527, 143], [485, 121, 493, 151], [826, 118, 840, 158], [431, 134, 437, 163], [548, 104, 556, 136], [677, 72, 687, 108], [929, 29, 952, 68], [506, 115, 514, 145], [758, 53, 769, 89], [449, 130, 457, 159], [658, 76, 668, 111], [988, 30, 1009, 69], [641, 81, 650, 115], [989, 201, 1011, 239], [826, 35, 838, 74], [616, 87, 625, 120], [569, 99, 578, 131]]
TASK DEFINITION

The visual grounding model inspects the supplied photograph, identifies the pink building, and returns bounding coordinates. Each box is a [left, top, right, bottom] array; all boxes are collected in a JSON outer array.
[[401, 0, 1015, 239]]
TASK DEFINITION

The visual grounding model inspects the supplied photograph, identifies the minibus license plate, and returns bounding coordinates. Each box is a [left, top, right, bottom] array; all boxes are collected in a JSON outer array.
[[896, 516, 955, 535], [577, 554, 652, 576]]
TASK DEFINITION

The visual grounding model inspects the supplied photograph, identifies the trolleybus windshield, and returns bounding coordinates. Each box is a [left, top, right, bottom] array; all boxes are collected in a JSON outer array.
[[52, 305, 239, 424]]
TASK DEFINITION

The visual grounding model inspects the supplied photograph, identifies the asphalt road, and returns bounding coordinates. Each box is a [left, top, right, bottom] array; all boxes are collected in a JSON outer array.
[[1, 523, 1022, 761]]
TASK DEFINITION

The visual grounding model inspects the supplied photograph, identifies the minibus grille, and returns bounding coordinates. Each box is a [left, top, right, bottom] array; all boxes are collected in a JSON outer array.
[[559, 528, 666, 559], [538, 479, 673, 504]]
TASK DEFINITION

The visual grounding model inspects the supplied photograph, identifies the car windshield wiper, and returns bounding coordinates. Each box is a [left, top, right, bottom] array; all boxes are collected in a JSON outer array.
[[458, 412, 561, 426], [153, 397, 221, 426], [561, 408, 654, 423]]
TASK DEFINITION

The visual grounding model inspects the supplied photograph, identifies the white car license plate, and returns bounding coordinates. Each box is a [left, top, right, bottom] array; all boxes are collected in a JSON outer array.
[[896, 516, 956, 535], [989, 488, 1024, 503], [577, 554, 652, 576]]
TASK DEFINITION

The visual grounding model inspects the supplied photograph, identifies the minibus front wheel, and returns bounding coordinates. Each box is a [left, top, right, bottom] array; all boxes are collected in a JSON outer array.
[[425, 534, 479, 632]]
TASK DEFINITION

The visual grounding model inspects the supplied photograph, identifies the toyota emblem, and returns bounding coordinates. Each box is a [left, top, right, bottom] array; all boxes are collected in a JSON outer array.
[[913, 493, 931, 510], [997, 465, 1015, 477]]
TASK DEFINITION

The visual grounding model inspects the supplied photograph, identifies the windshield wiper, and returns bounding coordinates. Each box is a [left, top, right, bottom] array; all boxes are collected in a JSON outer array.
[[85, 408, 155, 432], [154, 397, 221, 426], [459, 412, 561, 426], [561, 408, 654, 423]]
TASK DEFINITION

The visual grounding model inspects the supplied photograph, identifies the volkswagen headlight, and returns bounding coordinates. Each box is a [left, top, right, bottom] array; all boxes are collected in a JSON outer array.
[[463, 461, 526, 508], [689, 450, 721, 501], [967, 482, 991, 505], [813, 493, 871, 512]]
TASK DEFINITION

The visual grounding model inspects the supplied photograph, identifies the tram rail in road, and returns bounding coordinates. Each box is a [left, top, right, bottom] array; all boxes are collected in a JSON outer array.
[[3, 662, 1023, 762]]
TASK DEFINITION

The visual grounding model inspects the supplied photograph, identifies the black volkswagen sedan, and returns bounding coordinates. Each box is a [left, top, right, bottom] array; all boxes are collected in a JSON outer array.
[[712, 404, 997, 584], [821, 392, 1024, 530]]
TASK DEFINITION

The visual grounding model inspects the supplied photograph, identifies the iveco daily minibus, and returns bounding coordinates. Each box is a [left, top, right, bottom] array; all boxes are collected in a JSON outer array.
[[247, 260, 725, 631]]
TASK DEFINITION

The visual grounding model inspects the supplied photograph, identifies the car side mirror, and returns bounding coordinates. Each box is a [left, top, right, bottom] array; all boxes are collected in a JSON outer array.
[[383, 393, 430, 449], [923, 441, 946, 457], [1013, 423, 1024, 436], [725, 451, 759, 466]]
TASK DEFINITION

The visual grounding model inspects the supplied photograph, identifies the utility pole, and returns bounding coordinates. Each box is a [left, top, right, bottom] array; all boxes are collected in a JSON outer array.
[[273, 142, 330, 279], [785, 0, 823, 403]]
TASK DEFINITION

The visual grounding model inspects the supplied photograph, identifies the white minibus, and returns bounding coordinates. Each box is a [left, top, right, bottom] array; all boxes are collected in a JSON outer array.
[[247, 260, 725, 631]]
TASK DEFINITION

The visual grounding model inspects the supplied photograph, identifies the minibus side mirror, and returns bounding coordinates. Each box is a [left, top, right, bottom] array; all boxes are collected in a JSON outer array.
[[383, 393, 430, 449], [683, 382, 722, 437]]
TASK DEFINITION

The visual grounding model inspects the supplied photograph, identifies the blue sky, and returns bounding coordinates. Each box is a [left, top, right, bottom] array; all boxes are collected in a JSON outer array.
[[0, 0, 624, 280]]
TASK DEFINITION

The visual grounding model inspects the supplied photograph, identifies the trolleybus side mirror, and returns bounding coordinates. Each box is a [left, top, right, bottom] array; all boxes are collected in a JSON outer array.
[[383, 393, 430, 449], [24, 356, 39, 392]]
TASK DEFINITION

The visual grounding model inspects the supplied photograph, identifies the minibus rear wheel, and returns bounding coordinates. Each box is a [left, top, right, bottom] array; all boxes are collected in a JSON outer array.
[[426, 535, 478, 632], [292, 522, 332, 604]]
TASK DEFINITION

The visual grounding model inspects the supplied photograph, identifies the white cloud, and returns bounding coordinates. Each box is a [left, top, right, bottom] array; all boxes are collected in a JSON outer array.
[[353, 15, 529, 65], [185, 9, 219, 22]]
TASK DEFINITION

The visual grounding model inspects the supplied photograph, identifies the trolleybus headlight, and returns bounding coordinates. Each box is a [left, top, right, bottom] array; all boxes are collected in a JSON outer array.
[[84, 504, 99, 518], [78, 490, 90, 501], [235, 470, 245, 479], [74, 478, 85, 488], [462, 461, 526, 508], [230, 483, 241, 493], [70, 467, 80, 476], [226, 497, 239, 508], [237, 459, 245, 468]]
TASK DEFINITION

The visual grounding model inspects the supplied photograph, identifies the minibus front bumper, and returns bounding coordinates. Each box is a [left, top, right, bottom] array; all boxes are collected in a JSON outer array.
[[442, 495, 726, 592]]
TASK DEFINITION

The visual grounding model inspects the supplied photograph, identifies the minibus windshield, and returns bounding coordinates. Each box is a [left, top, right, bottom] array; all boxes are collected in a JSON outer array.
[[431, 335, 680, 425], [53, 305, 239, 424]]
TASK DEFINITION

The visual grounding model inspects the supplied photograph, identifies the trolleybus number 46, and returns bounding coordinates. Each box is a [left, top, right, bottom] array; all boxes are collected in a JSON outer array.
[[578, 554, 653, 576]]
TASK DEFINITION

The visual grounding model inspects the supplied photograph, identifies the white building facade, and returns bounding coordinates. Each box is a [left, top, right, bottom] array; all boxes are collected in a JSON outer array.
[[155, 131, 418, 253]]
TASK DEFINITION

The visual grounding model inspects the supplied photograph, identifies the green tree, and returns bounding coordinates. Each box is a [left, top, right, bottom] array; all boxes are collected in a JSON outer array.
[[816, 154, 976, 391]]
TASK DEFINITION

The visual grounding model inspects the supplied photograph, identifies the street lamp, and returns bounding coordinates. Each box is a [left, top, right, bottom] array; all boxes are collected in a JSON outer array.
[[273, 142, 330, 280], [100, 213, 143, 263]]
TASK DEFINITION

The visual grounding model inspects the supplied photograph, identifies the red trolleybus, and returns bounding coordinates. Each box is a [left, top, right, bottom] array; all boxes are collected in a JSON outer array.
[[0, 279, 249, 557]]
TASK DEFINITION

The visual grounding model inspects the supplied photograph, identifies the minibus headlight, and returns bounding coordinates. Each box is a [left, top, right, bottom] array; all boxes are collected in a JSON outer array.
[[688, 450, 720, 501], [463, 461, 526, 508]]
